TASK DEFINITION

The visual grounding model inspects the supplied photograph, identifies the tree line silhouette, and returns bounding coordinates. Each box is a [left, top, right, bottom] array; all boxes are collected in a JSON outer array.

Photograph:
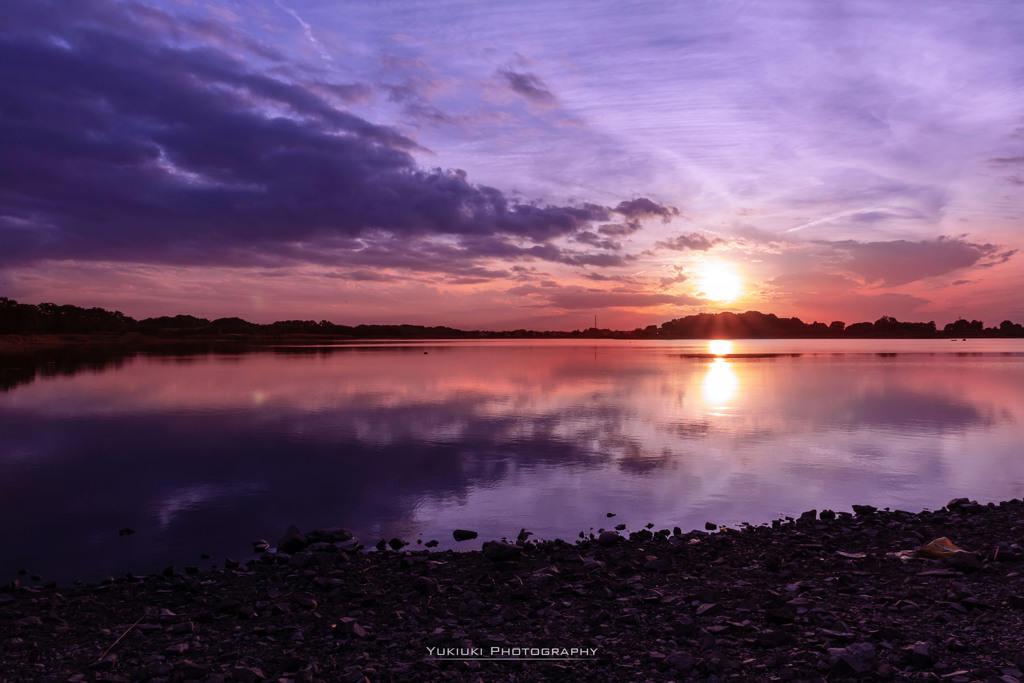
[[1, 297, 1022, 339]]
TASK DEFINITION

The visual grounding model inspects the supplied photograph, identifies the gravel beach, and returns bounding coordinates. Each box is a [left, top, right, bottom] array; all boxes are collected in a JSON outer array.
[[4, 498, 1024, 682]]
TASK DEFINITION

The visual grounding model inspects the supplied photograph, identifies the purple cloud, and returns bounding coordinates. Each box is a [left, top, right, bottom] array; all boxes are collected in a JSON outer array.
[[822, 236, 1015, 286], [0, 0, 661, 274], [655, 233, 723, 251], [613, 198, 679, 221], [498, 69, 557, 105]]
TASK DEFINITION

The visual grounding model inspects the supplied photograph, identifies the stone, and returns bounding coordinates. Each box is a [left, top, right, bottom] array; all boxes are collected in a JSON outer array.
[[947, 551, 983, 573], [89, 654, 117, 671], [231, 666, 267, 682], [597, 530, 620, 547], [452, 529, 478, 542], [852, 505, 877, 516], [909, 641, 934, 668], [705, 522, 718, 530], [387, 537, 407, 550], [664, 651, 696, 672], [413, 576, 439, 595], [829, 642, 878, 676], [481, 540, 521, 562], [277, 525, 309, 555], [799, 509, 817, 522]]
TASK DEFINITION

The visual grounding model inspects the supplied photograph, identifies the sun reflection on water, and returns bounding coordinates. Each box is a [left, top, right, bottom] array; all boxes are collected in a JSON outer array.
[[708, 340, 734, 356], [702, 358, 738, 410]]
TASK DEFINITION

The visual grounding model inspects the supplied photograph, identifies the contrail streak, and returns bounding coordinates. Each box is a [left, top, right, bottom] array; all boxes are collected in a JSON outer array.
[[274, 0, 333, 64]]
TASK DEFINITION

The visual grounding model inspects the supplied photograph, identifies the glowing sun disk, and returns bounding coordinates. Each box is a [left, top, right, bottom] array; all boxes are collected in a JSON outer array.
[[697, 263, 743, 302]]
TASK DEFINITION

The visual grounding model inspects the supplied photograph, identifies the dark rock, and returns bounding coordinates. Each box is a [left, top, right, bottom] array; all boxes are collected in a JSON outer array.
[[89, 654, 117, 671], [664, 651, 696, 672], [947, 550, 983, 573], [387, 537, 407, 550], [909, 641, 934, 668], [820, 509, 836, 521], [597, 530, 620, 547], [452, 529, 478, 542], [705, 522, 718, 530], [852, 505, 877, 516], [829, 642, 878, 676], [994, 542, 1021, 562], [481, 540, 522, 562], [277, 525, 309, 555], [176, 660, 209, 678], [118, 527, 134, 536], [643, 556, 672, 573], [231, 666, 266, 682], [799, 509, 817, 522], [413, 576, 439, 595]]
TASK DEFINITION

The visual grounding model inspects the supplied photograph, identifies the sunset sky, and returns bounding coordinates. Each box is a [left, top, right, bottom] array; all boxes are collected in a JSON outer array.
[[2, 0, 1022, 330]]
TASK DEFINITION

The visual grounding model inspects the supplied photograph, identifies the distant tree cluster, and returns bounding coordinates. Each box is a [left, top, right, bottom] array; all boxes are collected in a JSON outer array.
[[2, 297, 1023, 339], [0, 297, 474, 339], [643, 311, 1023, 339]]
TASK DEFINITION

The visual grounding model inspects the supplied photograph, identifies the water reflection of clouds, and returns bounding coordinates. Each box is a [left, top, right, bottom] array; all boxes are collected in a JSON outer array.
[[154, 482, 267, 527], [3, 343, 1024, 582]]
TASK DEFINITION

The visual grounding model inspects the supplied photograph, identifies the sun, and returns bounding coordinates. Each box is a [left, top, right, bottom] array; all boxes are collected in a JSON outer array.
[[696, 263, 743, 303]]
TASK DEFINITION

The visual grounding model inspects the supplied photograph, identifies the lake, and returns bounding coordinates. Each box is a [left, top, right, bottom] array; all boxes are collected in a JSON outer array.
[[2, 338, 1023, 583]]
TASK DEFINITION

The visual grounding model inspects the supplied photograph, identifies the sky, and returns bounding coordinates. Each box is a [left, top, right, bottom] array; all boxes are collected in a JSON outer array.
[[1, 0, 1022, 330]]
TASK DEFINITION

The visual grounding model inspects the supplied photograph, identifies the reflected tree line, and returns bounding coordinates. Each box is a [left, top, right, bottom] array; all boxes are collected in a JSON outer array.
[[1, 296, 1023, 341]]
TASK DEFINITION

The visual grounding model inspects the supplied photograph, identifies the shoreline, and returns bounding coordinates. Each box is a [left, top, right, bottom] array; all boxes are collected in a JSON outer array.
[[2, 332, 1020, 356], [4, 499, 1024, 681]]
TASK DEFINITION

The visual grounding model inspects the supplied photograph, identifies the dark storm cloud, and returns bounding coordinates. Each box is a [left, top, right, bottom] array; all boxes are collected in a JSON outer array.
[[655, 233, 722, 251], [498, 69, 557, 104], [823, 236, 1016, 286], [0, 0, 640, 271]]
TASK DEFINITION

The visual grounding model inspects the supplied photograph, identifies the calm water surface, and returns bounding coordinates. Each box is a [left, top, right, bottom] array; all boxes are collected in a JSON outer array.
[[2, 338, 1023, 582]]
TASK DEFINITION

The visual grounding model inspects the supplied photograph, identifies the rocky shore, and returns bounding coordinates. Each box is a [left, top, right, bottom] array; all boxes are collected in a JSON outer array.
[[4, 498, 1024, 682]]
